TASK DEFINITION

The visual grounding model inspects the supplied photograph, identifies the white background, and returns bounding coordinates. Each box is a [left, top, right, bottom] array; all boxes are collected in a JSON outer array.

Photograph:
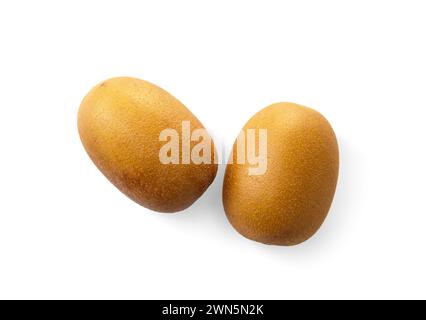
[[0, 1, 425, 300]]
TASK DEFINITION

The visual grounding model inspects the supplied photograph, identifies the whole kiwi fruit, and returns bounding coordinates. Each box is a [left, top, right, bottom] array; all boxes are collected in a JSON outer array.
[[78, 77, 217, 213], [223, 102, 339, 246]]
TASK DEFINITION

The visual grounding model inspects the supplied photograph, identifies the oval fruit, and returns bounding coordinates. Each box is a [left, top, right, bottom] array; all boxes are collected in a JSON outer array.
[[78, 77, 217, 213], [223, 102, 339, 245]]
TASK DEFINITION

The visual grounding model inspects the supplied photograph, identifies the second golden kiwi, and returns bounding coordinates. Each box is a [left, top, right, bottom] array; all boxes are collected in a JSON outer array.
[[223, 102, 339, 246]]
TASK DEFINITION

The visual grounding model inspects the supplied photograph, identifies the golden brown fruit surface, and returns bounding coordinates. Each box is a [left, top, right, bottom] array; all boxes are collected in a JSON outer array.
[[78, 77, 217, 213], [223, 103, 339, 246]]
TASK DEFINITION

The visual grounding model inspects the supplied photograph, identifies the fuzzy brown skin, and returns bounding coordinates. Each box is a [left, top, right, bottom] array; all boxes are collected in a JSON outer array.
[[78, 77, 217, 213], [223, 103, 339, 245]]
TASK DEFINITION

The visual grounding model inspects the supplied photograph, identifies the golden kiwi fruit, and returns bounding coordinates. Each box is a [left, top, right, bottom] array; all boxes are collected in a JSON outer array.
[[78, 77, 217, 213], [223, 102, 339, 246]]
